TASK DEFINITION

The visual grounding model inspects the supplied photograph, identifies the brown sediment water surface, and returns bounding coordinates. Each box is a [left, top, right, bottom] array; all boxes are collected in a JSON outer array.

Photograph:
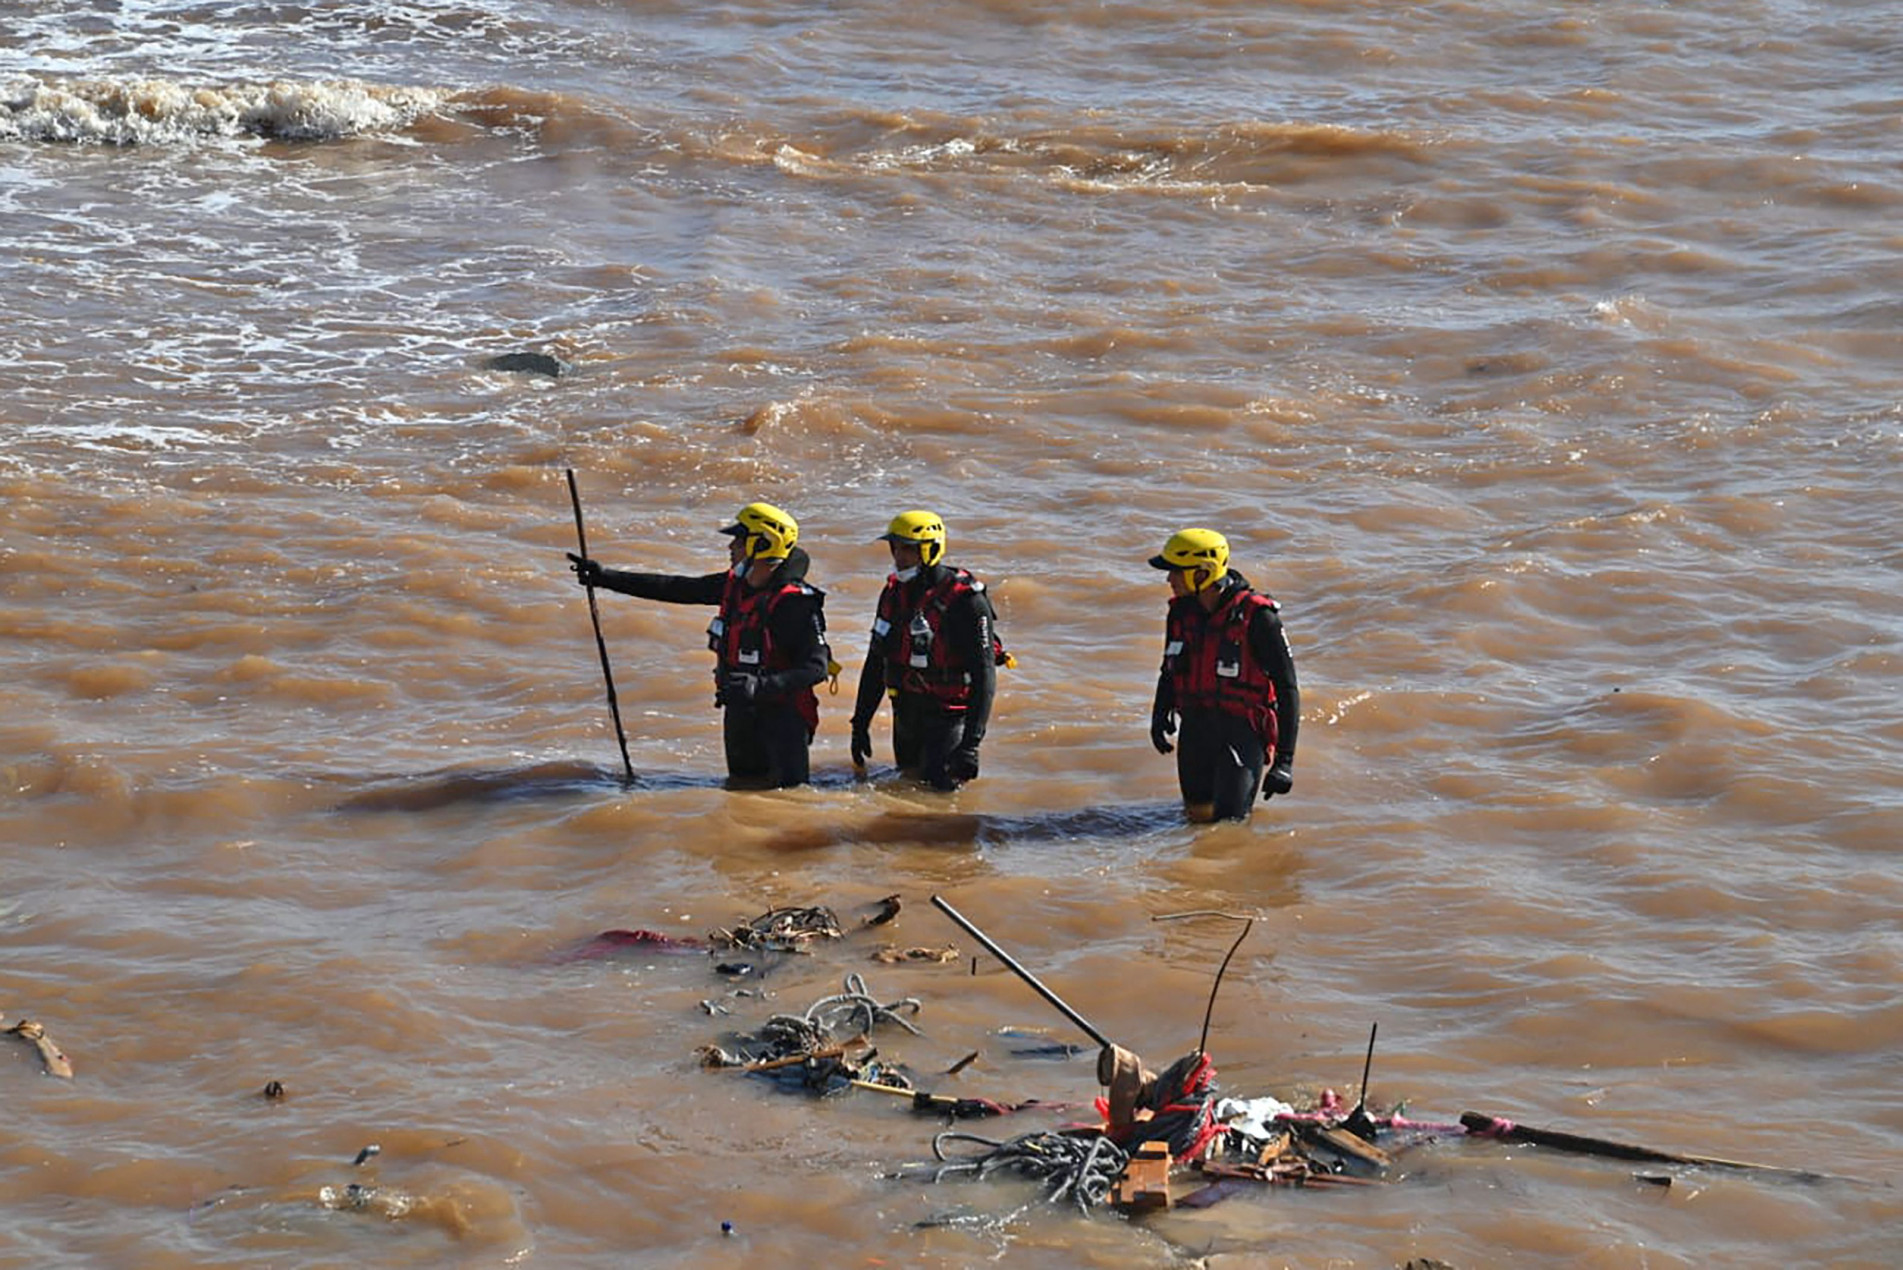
[[3, 2, 1901, 1265]]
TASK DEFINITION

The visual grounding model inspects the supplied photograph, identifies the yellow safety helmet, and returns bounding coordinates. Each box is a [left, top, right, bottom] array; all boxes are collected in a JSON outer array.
[[721, 501, 799, 561], [878, 509, 946, 567], [1149, 528, 1229, 591]]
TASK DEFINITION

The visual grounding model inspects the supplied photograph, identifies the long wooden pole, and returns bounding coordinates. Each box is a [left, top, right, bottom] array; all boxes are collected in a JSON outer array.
[[565, 469, 634, 783], [1459, 1111, 1840, 1182]]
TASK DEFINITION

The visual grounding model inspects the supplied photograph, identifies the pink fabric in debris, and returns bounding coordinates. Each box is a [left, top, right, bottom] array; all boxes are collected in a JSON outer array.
[[550, 928, 708, 963]]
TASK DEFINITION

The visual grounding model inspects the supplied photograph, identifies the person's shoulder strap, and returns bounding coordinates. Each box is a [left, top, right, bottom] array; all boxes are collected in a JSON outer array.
[[766, 578, 821, 608]]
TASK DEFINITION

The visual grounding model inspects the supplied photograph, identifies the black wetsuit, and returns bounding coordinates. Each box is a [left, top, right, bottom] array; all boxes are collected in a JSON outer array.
[[591, 548, 829, 788], [851, 562, 998, 791], [1153, 571, 1299, 821]]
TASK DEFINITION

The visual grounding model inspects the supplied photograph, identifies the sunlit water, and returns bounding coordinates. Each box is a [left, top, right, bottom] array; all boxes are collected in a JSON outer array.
[[3, 1, 1901, 1266]]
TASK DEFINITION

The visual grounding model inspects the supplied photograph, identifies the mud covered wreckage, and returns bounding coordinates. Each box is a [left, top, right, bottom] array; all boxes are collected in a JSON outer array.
[[641, 894, 1863, 1237], [6, 893, 1869, 1252]]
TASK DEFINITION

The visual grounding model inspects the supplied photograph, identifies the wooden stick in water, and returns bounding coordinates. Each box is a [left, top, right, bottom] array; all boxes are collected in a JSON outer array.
[[5, 1017, 74, 1079], [1460, 1111, 1843, 1184], [565, 468, 635, 783]]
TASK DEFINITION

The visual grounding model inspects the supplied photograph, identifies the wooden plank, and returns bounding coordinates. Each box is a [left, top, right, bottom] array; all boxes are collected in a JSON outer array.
[[1112, 1140, 1173, 1211], [1306, 1124, 1392, 1172]]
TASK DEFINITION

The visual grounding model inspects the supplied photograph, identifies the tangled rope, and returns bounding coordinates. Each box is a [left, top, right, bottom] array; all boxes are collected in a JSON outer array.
[[930, 1130, 1130, 1213], [762, 971, 922, 1045], [1129, 1050, 1222, 1161]]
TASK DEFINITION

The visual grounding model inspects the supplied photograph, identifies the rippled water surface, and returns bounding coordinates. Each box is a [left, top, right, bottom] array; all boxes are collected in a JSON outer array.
[[3, 1, 1902, 1266]]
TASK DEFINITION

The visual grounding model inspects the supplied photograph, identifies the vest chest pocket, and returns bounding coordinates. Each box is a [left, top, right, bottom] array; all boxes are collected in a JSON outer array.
[[907, 610, 934, 668], [1216, 638, 1243, 678]]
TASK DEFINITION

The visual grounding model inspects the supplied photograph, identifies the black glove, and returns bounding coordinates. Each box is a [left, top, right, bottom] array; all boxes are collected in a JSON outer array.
[[947, 743, 980, 783], [850, 720, 873, 768], [566, 551, 603, 587], [1262, 762, 1294, 800], [720, 671, 760, 706], [1149, 703, 1177, 755]]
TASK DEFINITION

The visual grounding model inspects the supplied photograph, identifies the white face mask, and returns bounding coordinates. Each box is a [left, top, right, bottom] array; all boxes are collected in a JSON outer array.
[[893, 565, 920, 583]]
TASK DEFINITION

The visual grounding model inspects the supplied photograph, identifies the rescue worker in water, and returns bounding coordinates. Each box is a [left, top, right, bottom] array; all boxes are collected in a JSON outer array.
[[568, 502, 830, 788], [1148, 528, 1300, 822], [849, 511, 1004, 791]]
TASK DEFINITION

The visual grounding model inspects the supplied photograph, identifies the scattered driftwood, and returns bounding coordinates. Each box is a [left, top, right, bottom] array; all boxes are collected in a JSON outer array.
[[1175, 1106, 1393, 1210], [709, 904, 844, 951], [701, 1038, 868, 1073], [3, 1016, 73, 1078], [1300, 1122, 1394, 1173], [873, 944, 960, 964]]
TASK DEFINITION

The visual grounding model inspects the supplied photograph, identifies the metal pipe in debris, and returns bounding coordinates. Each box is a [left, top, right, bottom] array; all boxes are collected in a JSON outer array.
[[930, 895, 1111, 1051]]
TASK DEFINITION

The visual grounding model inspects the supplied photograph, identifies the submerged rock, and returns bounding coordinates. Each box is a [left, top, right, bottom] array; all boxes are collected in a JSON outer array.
[[483, 351, 568, 378]]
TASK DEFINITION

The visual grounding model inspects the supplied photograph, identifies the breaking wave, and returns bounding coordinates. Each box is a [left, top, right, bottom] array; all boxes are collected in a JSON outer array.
[[703, 109, 1434, 193], [0, 74, 445, 144]]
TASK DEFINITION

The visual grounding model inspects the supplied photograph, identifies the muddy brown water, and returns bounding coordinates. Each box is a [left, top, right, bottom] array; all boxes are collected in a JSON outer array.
[[3, 1, 1901, 1265]]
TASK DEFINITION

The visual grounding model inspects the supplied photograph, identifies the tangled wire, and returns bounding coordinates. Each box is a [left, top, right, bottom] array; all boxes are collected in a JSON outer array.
[[697, 972, 924, 1085], [930, 1131, 1131, 1213], [764, 971, 921, 1042]]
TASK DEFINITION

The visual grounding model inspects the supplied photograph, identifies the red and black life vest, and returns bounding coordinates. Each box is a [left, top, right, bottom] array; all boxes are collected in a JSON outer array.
[[708, 574, 821, 732], [871, 567, 1004, 709], [1163, 586, 1279, 752]]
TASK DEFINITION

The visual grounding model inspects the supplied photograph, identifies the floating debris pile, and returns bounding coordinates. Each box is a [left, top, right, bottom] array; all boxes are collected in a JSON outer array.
[[696, 971, 922, 1095], [623, 890, 1876, 1237], [557, 895, 919, 970]]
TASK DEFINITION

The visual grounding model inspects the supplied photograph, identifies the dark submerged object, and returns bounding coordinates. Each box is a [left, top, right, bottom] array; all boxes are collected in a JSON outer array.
[[485, 351, 569, 378]]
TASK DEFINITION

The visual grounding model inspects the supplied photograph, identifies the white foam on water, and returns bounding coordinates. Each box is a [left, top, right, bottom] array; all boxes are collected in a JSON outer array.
[[18, 420, 240, 453], [0, 74, 445, 145], [0, 0, 547, 83]]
